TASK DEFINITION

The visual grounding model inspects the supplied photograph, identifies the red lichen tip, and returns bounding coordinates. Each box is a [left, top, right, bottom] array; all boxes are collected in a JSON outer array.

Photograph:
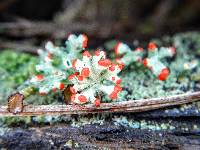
[[109, 92, 118, 100], [77, 75, 84, 81], [117, 63, 124, 70], [95, 98, 101, 107], [36, 74, 44, 81], [68, 74, 76, 80], [158, 68, 170, 81], [72, 59, 77, 69], [82, 34, 88, 48], [81, 67, 90, 78], [148, 42, 157, 51], [70, 86, 76, 94], [143, 58, 148, 67], [98, 59, 111, 67], [116, 78, 122, 84], [114, 42, 122, 55], [82, 51, 91, 58], [95, 50, 101, 56], [135, 47, 144, 51], [74, 72, 79, 75], [59, 83, 65, 90], [109, 85, 122, 99], [112, 76, 115, 81], [114, 85, 122, 92], [170, 47, 176, 55], [109, 64, 115, 72], [78, 95, 87, 103]]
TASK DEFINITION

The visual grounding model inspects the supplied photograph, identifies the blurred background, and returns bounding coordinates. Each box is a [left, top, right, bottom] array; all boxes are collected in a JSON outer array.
[[0, 0, 200, 52]]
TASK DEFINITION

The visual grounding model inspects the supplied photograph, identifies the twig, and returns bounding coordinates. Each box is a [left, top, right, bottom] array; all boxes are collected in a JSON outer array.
[[0, 91, 200, 116], [0, 21, 98, 39], [0, 40, 38, 54]]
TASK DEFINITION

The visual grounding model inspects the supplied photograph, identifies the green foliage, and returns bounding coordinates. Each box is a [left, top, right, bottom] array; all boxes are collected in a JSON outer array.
[[0, 50, 38, 104], [0, 50, 37, 84]]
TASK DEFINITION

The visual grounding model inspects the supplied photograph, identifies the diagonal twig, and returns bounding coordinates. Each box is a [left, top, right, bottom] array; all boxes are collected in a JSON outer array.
[[0, 91, 200, 116]]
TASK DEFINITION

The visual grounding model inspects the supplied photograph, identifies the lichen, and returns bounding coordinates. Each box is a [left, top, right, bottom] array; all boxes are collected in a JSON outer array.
[[0, 32, 200, 128], [29, 34, 88, 95], [69, 50, 122, 105], [118, 32, 200, 100]]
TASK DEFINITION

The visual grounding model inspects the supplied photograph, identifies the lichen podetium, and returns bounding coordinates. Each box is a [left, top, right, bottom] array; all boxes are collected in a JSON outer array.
[[3, 32, 200, 114]]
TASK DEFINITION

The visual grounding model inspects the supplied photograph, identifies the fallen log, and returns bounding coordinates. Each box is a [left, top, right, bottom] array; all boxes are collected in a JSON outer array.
[[1, 124, 200, 149]]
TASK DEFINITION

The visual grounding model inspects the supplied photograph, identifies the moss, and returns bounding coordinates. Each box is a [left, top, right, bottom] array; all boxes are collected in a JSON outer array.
[[0, 50, 37, 84], [0, 116, 32, 126], [0, 50, 38, 104]]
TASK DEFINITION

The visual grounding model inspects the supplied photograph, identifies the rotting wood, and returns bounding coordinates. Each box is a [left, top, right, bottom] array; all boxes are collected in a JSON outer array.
[[0, 91, 200, 116], [1, 124, 199, 149]]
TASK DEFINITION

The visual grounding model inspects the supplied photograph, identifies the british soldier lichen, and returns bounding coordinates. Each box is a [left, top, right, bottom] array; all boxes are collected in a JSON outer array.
[[7, 34, 123, 109], [69, 50, 122, 106], [114, 42, 144, 66], [7, 33, 181, 112], [115, 41, 176, 81], [30, 34, 88, 95], [1, 31, 200, 126], [143, 42, 176, 81]]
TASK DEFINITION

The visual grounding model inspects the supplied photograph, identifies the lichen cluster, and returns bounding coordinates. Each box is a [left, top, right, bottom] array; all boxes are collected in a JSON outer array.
[[0, 32, 200, 128], [16, 34, 124, 106], [8, 33, 180, 107], [69, 50, 122, 105], [30, 34, 88, 95], [118, 32, 200, 100], [115, 41, 176, 81]]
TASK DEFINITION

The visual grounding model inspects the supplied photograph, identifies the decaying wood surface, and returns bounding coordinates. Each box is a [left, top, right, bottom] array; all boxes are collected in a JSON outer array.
[[0, 91, 200, 116], [1, 123, 200, 149]]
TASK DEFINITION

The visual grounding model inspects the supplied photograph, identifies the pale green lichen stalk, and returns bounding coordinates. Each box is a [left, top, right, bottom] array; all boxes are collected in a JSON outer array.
[[8, 34, 124, 108], [69, 50, 123, 106], [29, 34, 88, 95], [115, 42, 176, 81], [7, 33, 190, 111], [114, 42, 144, 66], [143, 42, 176, 80]]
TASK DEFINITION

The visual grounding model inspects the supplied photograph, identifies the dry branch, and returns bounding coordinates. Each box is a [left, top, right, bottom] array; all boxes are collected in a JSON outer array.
[[0, 91, 200, 116], [0, 22, 99, 38], [0, 40, 38, 54]]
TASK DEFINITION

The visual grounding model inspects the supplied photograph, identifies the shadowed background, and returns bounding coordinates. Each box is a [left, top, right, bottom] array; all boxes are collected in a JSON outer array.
[[0, 0, 200, 52]]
